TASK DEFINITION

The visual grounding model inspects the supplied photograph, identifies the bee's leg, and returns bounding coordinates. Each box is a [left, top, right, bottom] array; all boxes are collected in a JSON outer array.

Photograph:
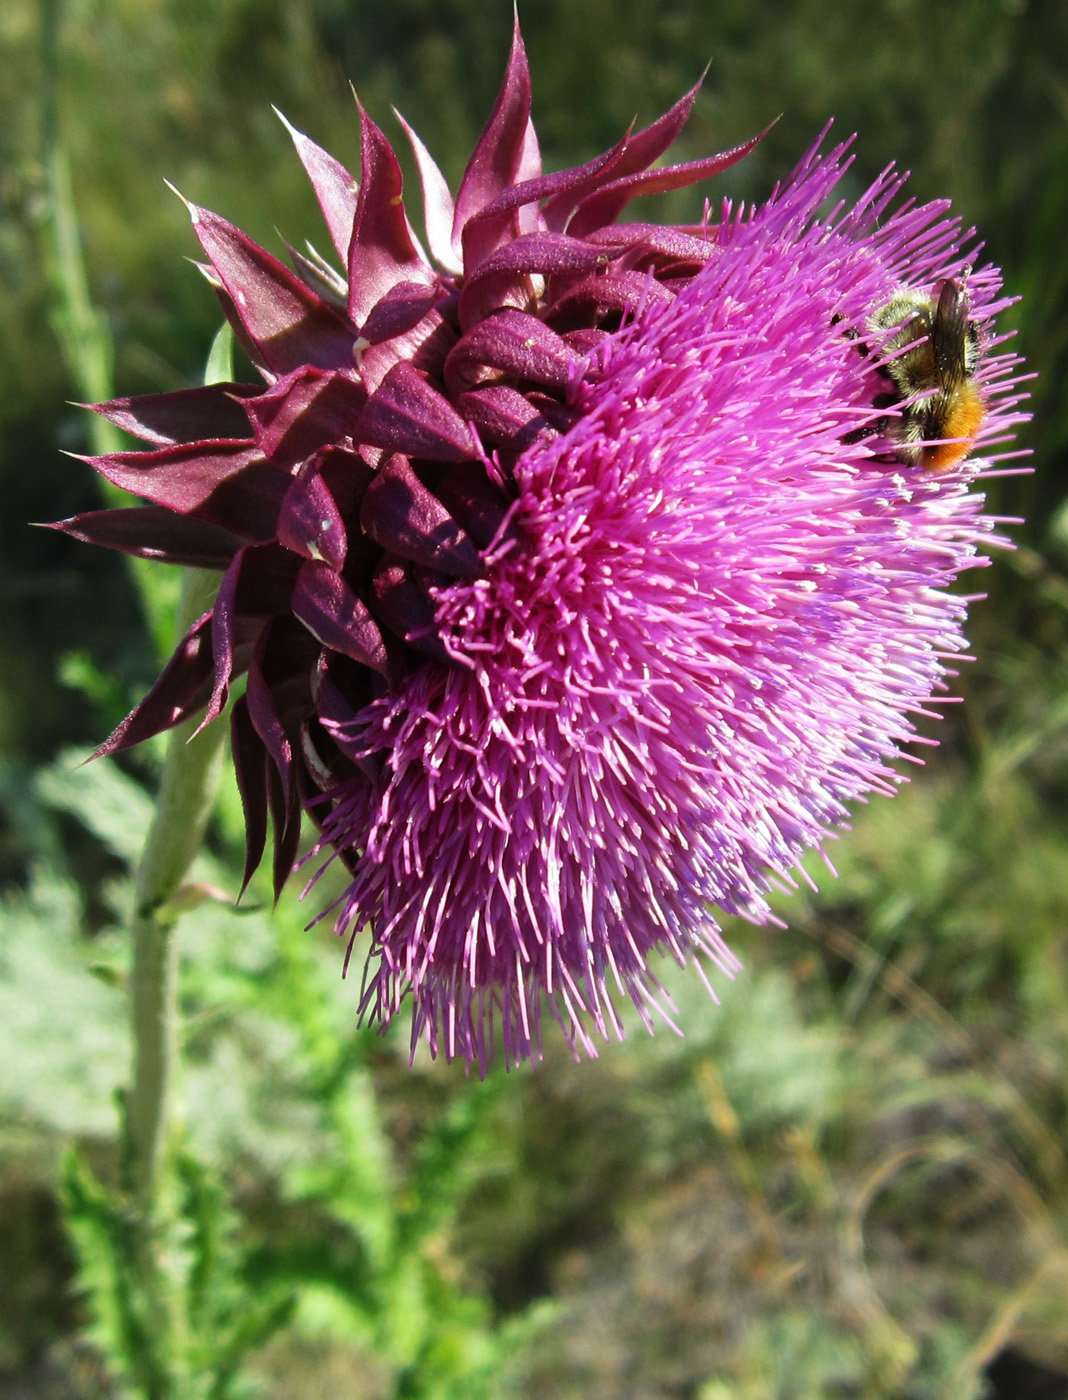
[[841, 392, 897, 446], [842, 422, 879, 445], [832, 313, 872, 359]]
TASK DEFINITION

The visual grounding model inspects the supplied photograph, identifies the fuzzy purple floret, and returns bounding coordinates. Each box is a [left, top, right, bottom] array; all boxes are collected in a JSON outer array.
[[317, 142, 1023, 1070]]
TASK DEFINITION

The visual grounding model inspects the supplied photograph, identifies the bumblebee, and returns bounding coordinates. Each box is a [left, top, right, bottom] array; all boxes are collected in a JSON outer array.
[[866, 278, 985, 472]]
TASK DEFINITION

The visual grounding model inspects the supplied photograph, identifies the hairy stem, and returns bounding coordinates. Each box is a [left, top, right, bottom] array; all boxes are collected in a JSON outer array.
[[127, 568, 225, 1204], [124, 568, 226, 1392]]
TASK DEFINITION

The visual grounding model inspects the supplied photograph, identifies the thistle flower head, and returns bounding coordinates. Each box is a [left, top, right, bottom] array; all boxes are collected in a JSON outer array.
[[56, 21, 1027, 1068]]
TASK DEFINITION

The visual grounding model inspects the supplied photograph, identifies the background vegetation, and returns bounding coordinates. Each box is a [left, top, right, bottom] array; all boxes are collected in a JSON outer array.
[[2, 0, 1067, 1395]]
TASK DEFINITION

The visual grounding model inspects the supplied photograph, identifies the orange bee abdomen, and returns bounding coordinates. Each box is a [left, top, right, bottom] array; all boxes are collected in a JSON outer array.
[[862, 278, 986, 474], [919, 381, 986, 472]]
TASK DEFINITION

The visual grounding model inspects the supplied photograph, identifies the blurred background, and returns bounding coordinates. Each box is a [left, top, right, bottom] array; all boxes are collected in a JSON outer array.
[[2, 0, 1067, 1396]]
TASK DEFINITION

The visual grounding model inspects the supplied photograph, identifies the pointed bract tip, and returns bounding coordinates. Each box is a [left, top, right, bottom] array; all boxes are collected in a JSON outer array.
[[272, 106, 303, 140], [164, 178, 198, 222], [188, 705, 223, 742], [510, 7, 526, 55], [191, 259, 224, 289]]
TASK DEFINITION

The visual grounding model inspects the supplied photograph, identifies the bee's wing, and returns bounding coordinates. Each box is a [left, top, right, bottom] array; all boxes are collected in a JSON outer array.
[[931, 280, 971, 388]]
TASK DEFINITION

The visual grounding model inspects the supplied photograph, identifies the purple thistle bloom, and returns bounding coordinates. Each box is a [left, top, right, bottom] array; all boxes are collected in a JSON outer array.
[[55, 22, 1026, 1068]]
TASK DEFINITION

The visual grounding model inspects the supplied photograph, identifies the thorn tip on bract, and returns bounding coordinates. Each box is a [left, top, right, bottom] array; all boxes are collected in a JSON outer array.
[[163, 178, 197, 221]]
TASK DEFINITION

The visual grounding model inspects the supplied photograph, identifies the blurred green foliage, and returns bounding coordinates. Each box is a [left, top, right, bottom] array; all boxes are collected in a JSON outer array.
[[2, 0, 1068, 1395]]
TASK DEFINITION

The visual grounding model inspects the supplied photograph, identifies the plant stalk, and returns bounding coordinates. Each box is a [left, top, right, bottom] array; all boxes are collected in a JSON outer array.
[[126, 566, 225, 1213]]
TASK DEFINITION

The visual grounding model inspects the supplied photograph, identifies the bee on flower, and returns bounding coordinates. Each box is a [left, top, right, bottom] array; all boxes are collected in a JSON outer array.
[[869, 277, 986, 471]]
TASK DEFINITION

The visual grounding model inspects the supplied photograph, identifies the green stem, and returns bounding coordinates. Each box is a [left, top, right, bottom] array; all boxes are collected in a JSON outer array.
[[127, 567, 225, 1205], [124, 568, 225, 1390]]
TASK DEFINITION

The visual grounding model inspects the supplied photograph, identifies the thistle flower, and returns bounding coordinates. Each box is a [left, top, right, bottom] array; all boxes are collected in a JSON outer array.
[[56, 21, 1026, 1069]]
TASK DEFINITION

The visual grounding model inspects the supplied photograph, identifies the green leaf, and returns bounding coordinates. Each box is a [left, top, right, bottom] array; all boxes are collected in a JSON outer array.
[[0, 873, 127, 1136], [204, 322, 236, 386], [37, 749, 155, 867]]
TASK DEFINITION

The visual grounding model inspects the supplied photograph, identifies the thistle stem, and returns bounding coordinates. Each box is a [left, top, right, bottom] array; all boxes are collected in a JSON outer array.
[[126, 566, 225, 1213]]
